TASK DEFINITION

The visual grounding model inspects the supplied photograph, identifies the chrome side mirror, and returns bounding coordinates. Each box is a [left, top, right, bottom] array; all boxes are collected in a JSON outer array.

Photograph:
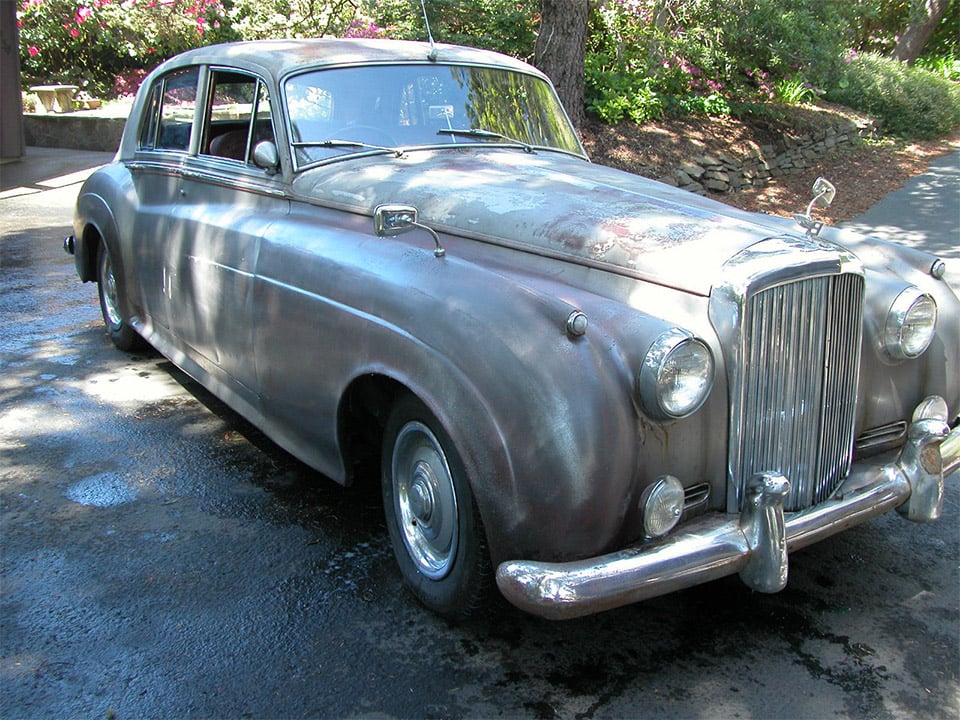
[[253, 140, 280, 175], [374, 204, 445, 257], [812, 177, 836, 207], [793, 177, 836, 237], [374, 204, 419, 236]]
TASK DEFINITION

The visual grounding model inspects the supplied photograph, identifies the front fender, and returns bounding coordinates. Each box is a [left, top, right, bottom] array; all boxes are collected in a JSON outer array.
[[254, 209, 708, 565], [350, 254, 656, 565]]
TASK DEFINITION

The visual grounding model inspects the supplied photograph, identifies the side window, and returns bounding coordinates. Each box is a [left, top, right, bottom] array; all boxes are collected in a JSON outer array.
[[203, 69, 275, 164], [138, 66, 199, 152], [252, 82, 276, 147], [138, 83, 161, 149]]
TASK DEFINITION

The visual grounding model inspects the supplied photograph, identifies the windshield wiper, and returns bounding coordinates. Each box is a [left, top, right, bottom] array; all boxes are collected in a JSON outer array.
[[437, 128, 535, 153], [293, 139, 404, 158]]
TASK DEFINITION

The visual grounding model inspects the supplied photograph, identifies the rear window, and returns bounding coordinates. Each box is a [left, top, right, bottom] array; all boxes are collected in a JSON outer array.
[[138, 66, 199, 152]]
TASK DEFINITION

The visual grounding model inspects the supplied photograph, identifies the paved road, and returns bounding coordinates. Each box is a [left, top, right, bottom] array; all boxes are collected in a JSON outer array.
[[841, 149, 960, 291], [1, 148, 958, 719]]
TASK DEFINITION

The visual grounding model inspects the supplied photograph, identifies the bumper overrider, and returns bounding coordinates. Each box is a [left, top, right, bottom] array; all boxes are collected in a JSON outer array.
[[496, 400, 960, 620]]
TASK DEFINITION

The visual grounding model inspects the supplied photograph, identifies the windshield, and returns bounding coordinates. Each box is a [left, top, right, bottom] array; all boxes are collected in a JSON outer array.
[[284, 63, 584, 168]]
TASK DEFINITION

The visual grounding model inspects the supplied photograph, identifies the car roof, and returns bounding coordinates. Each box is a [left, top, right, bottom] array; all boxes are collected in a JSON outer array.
[[156, 38, 547, 81]]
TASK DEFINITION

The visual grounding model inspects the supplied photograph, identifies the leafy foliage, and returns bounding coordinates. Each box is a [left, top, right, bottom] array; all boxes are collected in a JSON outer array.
[[367, 0, 537, 60], [826, 52, 960, 138], [852, 0, 959, 59], [227, 0, 366, 40], [17, 0, 235, 97], [775, 78, 818, 105], [583, 0, 862, 122], [915, 53, 960, 81], [15, 0, 960, 141], [229, 0, 538, 56]]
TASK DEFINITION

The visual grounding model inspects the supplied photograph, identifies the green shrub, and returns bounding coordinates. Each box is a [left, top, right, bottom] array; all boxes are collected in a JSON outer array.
[[667, 92, 732, 117], [827, 52, 960, 138], [915, 54, 960, 82], [583, 0, 858, 124], [775, 78, 818, 105], [584, 59, 664, 124]]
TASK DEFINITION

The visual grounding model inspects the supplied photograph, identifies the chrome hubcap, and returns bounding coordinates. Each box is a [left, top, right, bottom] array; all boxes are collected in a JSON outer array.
[[100, 250, 122, 330], [409, 476, 435, 524], [392, 421, 458, 580]]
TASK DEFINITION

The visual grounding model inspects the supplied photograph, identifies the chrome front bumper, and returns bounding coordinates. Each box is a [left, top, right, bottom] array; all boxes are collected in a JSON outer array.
[[496, 410, 960, 620]]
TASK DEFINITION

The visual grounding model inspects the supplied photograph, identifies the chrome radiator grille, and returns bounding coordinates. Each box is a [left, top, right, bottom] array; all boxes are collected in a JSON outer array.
[[731, 273, 864, 512]]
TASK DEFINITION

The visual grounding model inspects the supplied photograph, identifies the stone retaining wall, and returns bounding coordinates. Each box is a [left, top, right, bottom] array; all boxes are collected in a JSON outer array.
[[24, 113, 126, 153], [658, 117, 879, 195]]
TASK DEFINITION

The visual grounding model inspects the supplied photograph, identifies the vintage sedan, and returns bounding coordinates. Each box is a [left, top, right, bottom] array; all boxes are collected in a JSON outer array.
[[66, 39, 959, 620]]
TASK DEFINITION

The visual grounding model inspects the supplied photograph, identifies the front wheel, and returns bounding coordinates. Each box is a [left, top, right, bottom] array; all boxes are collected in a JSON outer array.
[[97, 243, 143, 351], [382, 395, 490, 619]]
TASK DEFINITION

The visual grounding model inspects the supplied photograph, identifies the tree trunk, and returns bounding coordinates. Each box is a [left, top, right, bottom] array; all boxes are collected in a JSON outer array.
[[534, 0, 589, 129], [891, 0, 950, 64]]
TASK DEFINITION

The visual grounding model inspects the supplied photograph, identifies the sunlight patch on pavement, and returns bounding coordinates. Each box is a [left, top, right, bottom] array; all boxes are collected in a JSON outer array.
[[76, 365, 187, 408]]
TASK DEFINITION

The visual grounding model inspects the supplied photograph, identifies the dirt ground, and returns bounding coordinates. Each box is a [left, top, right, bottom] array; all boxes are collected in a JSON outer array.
[[581, 104, 960, 225]]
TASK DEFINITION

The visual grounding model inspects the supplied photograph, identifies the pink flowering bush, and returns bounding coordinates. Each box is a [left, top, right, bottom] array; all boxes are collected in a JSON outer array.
[[343, 20, 387, 40], [113, 68, 149, 98], [18, 0, 235, 98]]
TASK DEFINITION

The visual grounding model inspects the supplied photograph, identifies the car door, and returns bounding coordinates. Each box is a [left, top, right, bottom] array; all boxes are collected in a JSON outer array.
[[166, 68, 287, 400], [127, 65, 200, 337]]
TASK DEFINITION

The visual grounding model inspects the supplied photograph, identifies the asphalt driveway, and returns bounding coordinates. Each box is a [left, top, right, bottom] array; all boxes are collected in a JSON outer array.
[[1, 147, 957, 719]]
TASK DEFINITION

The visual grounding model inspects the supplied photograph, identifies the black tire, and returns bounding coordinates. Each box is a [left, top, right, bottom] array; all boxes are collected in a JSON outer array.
[[381, 394, 490, 620], [96, 242, 144, 352]]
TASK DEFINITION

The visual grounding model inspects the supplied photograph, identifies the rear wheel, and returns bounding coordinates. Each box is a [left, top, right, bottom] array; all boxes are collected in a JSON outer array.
[[381, 395, 490, 619], [97, 243, 143, 351]]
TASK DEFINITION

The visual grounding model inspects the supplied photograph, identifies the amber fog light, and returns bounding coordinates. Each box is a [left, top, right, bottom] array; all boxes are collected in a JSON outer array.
[[884, 288, 937, 360], [641, 475, 685, 538]]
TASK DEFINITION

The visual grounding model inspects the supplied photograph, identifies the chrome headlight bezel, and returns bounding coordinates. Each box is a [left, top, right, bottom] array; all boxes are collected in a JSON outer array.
[[639, 329, 715, 420], [883, 287, 937, 360]]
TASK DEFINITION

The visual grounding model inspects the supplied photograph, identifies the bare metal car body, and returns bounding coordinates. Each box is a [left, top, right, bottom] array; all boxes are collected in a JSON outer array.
[[67, 39, 960, 620]]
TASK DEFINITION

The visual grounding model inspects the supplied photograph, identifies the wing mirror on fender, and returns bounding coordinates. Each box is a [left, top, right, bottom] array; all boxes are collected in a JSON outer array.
[[793, 177, 836, 237], [374, 204, 446, 258]]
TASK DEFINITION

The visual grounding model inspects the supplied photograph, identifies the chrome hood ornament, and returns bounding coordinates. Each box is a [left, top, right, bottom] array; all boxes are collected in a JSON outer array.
[[793, 177, 836, 237]]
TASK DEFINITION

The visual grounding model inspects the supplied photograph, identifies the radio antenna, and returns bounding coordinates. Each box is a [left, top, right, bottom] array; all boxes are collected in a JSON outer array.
[[419, 0, 438, 61]]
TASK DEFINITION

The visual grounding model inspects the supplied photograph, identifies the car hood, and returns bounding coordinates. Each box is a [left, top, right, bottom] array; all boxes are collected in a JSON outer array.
[[292, 148, 817, 295]]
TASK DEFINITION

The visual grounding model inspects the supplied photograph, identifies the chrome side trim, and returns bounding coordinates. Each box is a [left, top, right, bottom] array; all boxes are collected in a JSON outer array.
[[496, 413, 958, 621], [126, 160, 288, 198]]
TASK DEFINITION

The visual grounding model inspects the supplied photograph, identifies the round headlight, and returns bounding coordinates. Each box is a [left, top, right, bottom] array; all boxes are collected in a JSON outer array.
[[640, 475, 685, 538], [883, 288, 937, 360], [639, 329, 715, 419]]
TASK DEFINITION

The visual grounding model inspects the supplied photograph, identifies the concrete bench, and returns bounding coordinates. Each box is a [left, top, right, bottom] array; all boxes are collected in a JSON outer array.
[[30, 85, 79, 113]]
